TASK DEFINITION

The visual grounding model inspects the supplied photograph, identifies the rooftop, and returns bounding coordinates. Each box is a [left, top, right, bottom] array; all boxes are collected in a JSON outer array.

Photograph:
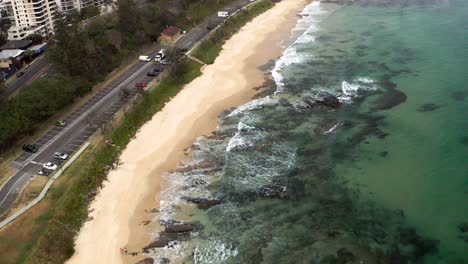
[[0, 40, 33, 50], [0, 49, 25, 59], [161, 26, 181, 38]]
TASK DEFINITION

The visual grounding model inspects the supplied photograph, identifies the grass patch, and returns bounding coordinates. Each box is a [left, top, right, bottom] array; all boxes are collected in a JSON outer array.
[[192, 0, 274, 64]]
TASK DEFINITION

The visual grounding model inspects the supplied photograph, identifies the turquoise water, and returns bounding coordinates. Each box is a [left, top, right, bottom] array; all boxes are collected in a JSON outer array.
[[149, 0, 468, 263]]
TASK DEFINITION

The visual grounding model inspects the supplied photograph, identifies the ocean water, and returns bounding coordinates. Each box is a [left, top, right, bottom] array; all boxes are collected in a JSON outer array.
[[148, 0, 468, 263]]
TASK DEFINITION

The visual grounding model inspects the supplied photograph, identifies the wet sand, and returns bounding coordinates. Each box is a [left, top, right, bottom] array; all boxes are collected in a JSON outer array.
[[67, 0, 310, 263]]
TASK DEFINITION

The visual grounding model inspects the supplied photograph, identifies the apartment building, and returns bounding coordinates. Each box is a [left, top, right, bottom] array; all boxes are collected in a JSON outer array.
[[7, 0, 57, 40], [56, 0, 104, 14]]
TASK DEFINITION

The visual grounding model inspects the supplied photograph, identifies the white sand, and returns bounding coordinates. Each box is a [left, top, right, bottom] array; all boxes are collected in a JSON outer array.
[[67, 0, 310, 263]]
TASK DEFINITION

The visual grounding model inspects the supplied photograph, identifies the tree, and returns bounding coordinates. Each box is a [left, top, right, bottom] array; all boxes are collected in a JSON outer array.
[[117, 0, 139, 40], [80, 6, 100, 20], [23, 49, 34, 61], [26, 34, 44, 45], [140, 4, 163, 39], [47, 11, 89, 77]]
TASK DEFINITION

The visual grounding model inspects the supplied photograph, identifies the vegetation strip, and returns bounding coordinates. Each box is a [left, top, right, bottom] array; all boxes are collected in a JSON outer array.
[[2, 1, 277, 262]]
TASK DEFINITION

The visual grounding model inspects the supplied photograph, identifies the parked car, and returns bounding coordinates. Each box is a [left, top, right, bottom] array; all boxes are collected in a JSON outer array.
[[218, 11, 228, 18], [153, 67, 163, 73], [178, 48, 188, 55], [55, 120, 67, 127], [160, 59, 171, 65], [139, 55, 151, 62], [16, 71, 25, 77], [147, 70, 160, 77], [38, 168, 51, 176], [43, 162, 58, 171], [53, 152, 68, 160], [22, 144, 38, 153], [135, 83, 148, 88]]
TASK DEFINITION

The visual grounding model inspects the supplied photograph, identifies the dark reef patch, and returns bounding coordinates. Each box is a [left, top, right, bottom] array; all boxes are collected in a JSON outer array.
[[371, 87, 407, 111], [451, 90, 468, 101], [417, 103, 442, 112]]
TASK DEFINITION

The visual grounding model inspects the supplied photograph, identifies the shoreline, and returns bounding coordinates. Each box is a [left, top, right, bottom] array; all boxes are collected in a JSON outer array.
[[67, 0, 311, 263]]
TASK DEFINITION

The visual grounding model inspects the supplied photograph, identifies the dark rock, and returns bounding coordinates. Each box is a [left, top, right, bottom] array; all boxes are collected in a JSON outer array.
[[160, 258, 170, 264], [372, 88, 407, 111], [399, 227, 438, 259], [143, 237, 170, 251], [135, 258, 154, 264], [184, 197, 222, 209], [165, 224, 194, 233], [337, 248, 355, 263], [399, 227, 419, 245], [317, 93, 341, 109], [387, 247, 408, 264], [417, 103, 442, 112], [458, 222, 468, 233]]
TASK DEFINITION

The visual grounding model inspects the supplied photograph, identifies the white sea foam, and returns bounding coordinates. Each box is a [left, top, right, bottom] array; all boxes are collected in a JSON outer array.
[[194, 240, 238, 264], [226, 132, 254, 152], [356, 76, 375, 84], [323, 122, 341, 134], [272, 1, 327, 93], [237, 121, 255, 132], [227, 96, 275, 117], [144, 240, 189, 263], [338, 79, 378, 103]]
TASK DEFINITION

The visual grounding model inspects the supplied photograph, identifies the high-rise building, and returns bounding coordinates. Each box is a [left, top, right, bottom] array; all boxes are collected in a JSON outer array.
[[7, 0, 57, 40], [56, 0, 104, 14]]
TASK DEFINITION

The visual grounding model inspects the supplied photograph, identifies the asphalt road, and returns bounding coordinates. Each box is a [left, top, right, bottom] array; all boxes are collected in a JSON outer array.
[[0, 0, 258, 216], [1, 56, 51, 98]]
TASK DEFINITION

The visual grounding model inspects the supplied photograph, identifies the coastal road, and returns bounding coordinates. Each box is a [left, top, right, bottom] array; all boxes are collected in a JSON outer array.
[[0, 0, 259, 217], [1, 56, 52, 98]]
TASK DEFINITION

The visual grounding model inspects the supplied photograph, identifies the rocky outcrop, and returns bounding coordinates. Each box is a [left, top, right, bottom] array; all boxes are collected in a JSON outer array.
[[165, 224, 194, 233], [135, 258, 154, 264], [184, 197, 222, 209]]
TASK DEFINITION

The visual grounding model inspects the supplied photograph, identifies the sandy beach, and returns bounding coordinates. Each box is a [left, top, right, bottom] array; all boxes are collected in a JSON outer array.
[[67, 0, 310, 263]]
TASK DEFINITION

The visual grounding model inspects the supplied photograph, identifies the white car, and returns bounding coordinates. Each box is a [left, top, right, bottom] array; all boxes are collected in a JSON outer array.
[[43, 162, 58, 171], [139, 55, 151, 62], [54, 152, 68, 160], [218, 11, 228, 18]]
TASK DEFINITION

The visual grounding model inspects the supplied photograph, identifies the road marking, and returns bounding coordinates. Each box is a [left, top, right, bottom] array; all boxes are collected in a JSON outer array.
[[30, 161, 42, 165]]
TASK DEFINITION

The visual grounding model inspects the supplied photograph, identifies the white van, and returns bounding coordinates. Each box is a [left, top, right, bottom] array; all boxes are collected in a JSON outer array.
[[217, 11, 228, 18], [139, 55, 151, 62], [154, 49, 165, 62]]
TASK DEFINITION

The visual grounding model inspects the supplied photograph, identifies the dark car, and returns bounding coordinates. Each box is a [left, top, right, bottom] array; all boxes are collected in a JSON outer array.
[[147, 70, 160, 77], [22, 144, 38, 153], [206, 21, 217, 30], [178, 48, 188, 55], [153, 67, 163, 73], [16, 71, 25, 77]]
